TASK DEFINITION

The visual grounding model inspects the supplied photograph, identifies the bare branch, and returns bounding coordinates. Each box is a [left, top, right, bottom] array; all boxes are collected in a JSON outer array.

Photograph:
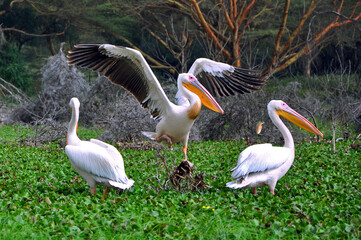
[[220, 0, 235, 30], [0, 26, 4, 46], [2, 27, 65, 37], [267, 1, 361, 76], [269, 0, 290, 70], [279, 0, 316, 55], [0, 77, 31, 105], [10, 0, 25, 7], [236, 0, 257, 27], [109, 32, 176, 74], [189, 0, 232, 61]]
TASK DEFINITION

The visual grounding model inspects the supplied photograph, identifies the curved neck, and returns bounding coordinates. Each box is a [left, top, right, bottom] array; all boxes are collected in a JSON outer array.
[[177, 78, 200, 105], [67, 107, 80, 145], [269, 109, 294, 150]]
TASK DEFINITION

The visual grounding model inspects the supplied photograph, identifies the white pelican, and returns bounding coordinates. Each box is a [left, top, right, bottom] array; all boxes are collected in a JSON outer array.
[[65, 97, 134, 199], [67, 44, 265, 163], [227, 100, 323, 195]]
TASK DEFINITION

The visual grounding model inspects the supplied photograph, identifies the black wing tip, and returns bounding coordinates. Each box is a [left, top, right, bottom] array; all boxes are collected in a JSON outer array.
[[234, 67, 259, 72], [73, 43, 102, 48], [233, 67, 268, 85], [66, 44, 104, 65], [68, 44, 103, 55]]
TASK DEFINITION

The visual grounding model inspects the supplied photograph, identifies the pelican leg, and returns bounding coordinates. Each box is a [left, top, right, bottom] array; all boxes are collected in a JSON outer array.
[[183, 146, 187, 160], [156, 134, 173, 147], [253, 188, 257, 195], [102, 187, 109, 200], [91, 187, 96, 195], [73, 175, 81, 184], [270, 190, 275, 195], [180, 146, 194, 171]]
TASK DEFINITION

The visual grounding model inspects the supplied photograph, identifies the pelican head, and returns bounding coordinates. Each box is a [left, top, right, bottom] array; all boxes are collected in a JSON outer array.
[[179, 73, 224, 114], [69, 97, 80, 110], [269, 100, 323, 137]]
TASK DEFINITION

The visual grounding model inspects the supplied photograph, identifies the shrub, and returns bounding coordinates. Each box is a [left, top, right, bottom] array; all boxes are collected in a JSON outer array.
[[11, 43, 90, 124], [0, 42, 33, 94]]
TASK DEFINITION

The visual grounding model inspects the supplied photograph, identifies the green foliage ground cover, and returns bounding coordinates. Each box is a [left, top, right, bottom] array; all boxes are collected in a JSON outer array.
[[0, 126, 360, 239], [0, 43, 35, 95]]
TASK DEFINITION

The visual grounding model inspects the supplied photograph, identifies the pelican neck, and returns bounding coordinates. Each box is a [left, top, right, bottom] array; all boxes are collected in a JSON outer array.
[[269, 109, 294, 150], [67, 107, 81, 145]]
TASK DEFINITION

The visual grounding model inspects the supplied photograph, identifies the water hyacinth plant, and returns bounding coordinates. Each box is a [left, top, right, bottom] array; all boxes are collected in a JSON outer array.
[[0, 126, 360, 239]]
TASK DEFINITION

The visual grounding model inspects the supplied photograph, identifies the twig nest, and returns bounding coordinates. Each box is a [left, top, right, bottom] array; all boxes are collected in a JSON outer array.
[[171, 160, 194, 187], [170, 160, 208, 190]]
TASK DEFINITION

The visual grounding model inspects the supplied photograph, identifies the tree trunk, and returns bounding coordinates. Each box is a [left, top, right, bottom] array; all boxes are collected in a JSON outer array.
[[46, 36, 56, 56], [303, 56, 311, 77]]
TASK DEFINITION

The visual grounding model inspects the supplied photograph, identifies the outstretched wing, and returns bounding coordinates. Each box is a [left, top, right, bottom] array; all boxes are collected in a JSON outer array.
[[231, 144, 291, 179], [188, 58, 265, 97], [67, 44, 173, 119]]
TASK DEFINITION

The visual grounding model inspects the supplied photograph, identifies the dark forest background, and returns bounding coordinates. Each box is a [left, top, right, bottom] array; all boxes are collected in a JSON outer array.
[[0, 0, 360, 145]]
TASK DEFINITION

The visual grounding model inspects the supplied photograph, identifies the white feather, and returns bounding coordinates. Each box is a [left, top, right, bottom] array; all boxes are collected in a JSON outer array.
[[68, 44, 244, 160], [231, 144, 291, 179], [227, 100, 323, 193], [141, 131, 157, 140], [175, 90, 190, 107], [65, 98, 134, 192], [90, 139, 128, 183], [188, 58, 235, 77], [99, 44, 173, 118]]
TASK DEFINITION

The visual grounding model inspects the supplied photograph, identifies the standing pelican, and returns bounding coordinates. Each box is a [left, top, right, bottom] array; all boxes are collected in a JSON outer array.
[[67, 44, 265, 163], [65, 97, 134, 199], [227, 100, 323, 194]]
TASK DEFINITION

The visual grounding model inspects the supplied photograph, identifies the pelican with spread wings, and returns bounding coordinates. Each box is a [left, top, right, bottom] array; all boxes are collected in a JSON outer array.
[[67, 44, 265, 163]]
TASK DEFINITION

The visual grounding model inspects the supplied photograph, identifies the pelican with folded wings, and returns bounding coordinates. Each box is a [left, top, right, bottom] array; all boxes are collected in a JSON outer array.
[[65, 98, 134, 199], [227, 100, 323, 195], [67, 44, 265, 163]]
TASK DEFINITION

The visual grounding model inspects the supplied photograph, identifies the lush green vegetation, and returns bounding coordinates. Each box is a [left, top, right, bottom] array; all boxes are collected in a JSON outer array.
[[0, 42, 35, 95], [0, 126, 360, 239]]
